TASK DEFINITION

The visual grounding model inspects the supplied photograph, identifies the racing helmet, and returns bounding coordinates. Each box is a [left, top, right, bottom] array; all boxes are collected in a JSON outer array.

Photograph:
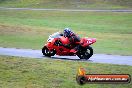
[[63, 28, 74, 37]]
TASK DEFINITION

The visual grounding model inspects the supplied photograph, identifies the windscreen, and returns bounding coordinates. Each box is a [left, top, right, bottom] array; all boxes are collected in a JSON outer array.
[[50, 32, 61, 38]]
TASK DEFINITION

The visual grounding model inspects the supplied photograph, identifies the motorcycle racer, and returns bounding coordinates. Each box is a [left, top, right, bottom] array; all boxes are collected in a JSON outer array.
[[62, 28, 81, 54]]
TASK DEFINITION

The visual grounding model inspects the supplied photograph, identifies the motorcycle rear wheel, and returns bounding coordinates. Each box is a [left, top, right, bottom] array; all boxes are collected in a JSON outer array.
[[77, 46, 93, 60]]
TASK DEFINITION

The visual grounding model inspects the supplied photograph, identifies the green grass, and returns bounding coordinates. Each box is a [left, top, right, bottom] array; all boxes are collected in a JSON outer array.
[[0, 0, 131, 9], [0, 10, 132, 55], [0, 10, 132, 34], [0, 55, 132, 88]]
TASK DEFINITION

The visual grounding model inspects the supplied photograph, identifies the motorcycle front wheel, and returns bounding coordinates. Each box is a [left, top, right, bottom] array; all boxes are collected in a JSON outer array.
[[42, 46, 56, 57], [77, 46, 93, 60]]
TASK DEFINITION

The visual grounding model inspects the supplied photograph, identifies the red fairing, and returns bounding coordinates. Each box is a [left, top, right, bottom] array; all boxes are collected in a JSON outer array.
[[81, 38, 96, 47], [45, 42, 53, 50], [60, 36, 70, 44], [45, 37, 71, 55]]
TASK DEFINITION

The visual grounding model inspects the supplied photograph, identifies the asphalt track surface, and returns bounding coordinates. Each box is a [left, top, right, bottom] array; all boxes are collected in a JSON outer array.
[[0, 47, 132, 66], [0, 7, 132, 12]]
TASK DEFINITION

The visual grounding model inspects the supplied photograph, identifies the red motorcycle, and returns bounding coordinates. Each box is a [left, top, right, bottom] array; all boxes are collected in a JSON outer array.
[[42, 32, 96, 60]]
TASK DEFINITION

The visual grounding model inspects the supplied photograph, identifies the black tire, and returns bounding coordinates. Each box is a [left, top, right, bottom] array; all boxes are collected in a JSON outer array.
[[42, 46, 56, 57], [77, 46, 93, 60]]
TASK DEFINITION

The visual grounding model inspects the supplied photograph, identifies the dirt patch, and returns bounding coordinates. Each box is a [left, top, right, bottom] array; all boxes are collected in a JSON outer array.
[[0, 24, 56, 36]]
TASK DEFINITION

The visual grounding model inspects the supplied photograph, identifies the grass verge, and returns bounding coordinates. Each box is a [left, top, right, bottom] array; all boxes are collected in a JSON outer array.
[[0, 55, 132, 88]]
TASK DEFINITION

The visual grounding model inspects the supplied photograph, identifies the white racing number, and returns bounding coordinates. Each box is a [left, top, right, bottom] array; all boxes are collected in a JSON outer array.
[[87, 39, 92, 44]]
